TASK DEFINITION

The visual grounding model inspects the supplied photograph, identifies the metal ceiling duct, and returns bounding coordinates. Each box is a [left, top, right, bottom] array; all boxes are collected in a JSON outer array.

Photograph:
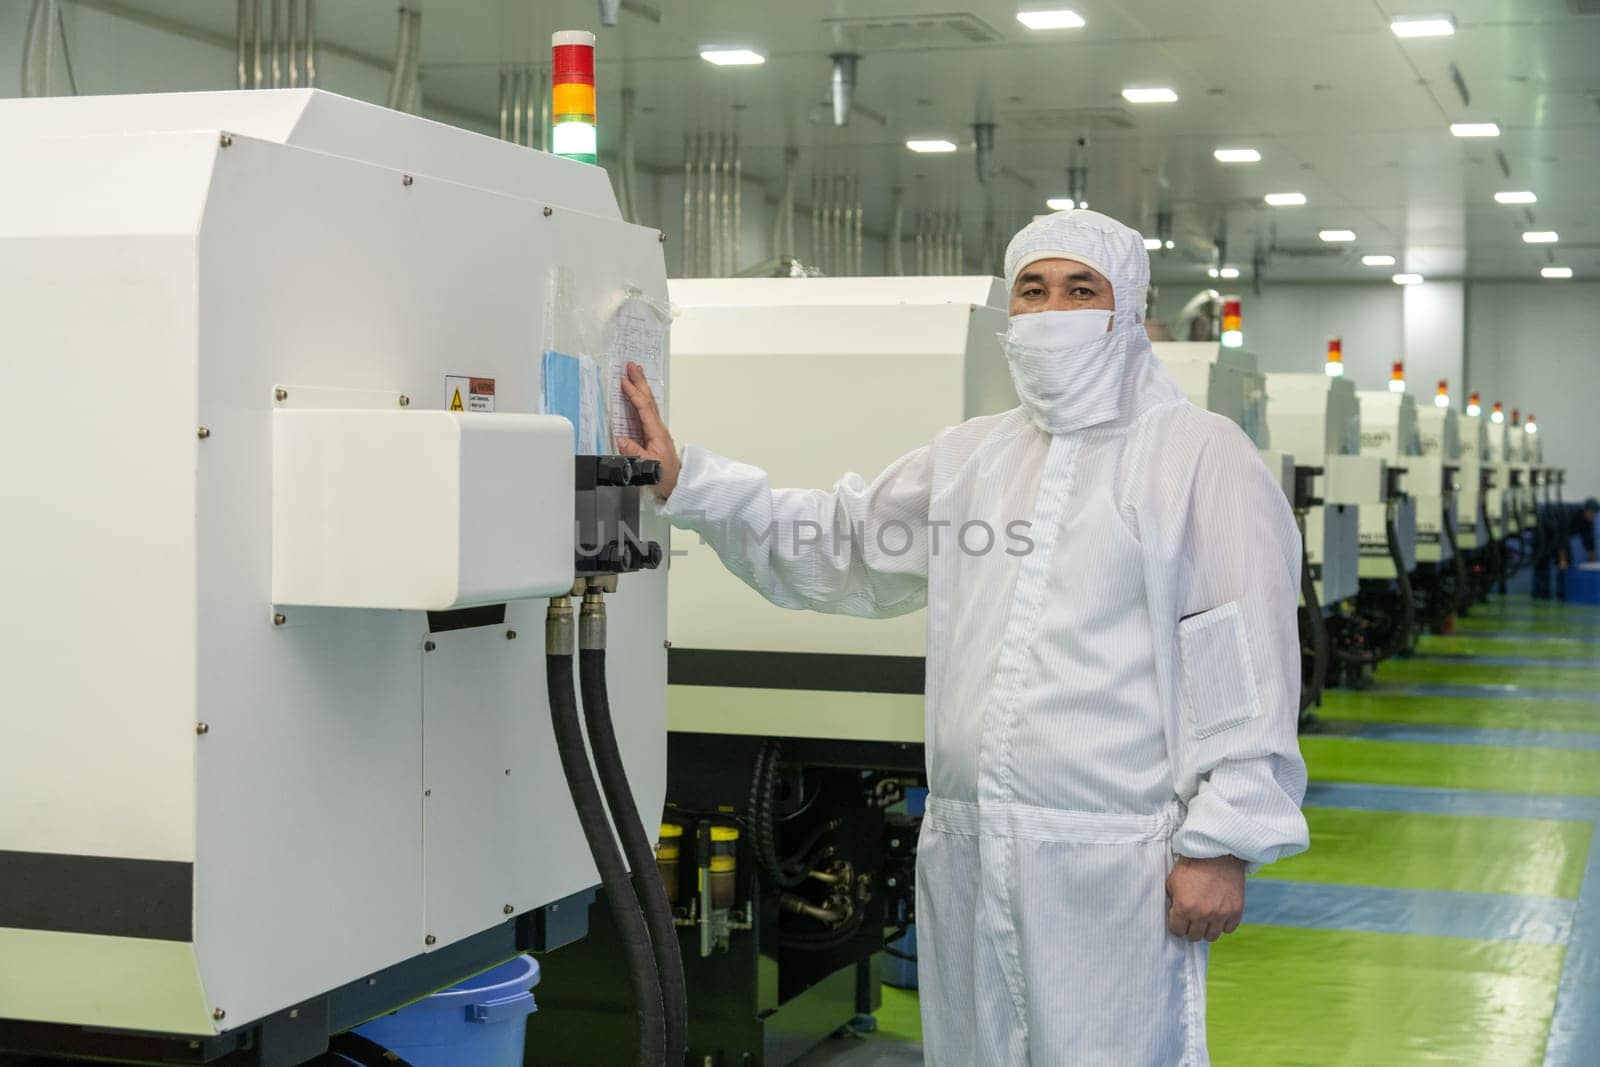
[[830, 53, 860, 127], [973, 122, 997, 184], [598, 0, 621, 26], [1066, 163, 1087, 211]]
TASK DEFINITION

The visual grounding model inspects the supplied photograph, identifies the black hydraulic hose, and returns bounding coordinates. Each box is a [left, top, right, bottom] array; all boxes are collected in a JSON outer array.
[[750, 741, 810, 889], [1298, 552, 1328, 717], [545, 607, 665, 1067], [1478, 492, 1499, 598], [1385, 510, 1418, 656], [579, 645, 688, 1067], [1442, 502, 1467, 615]]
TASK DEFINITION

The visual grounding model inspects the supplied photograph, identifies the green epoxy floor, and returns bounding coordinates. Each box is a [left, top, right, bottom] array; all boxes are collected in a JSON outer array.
[[804, 593, 1600, 1065], [1256, 807, 1592, 898]]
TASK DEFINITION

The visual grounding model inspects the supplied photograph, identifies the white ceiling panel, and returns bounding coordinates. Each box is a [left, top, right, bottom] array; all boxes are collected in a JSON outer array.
[[49, 0, 1600, 282]]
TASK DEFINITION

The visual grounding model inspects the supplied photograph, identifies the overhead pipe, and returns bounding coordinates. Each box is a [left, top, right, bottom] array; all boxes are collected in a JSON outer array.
[[598, 0, 622, 26], [706, 134, 720, 276], [888, 187, 905, 276], [386, 8, 421, 112], [270, 0, 280, 88], [618, 88, 639, 222], [236, 0, 248, 89], [20, 0, 53, 97], [771, 147, 797, 260], [498, 69, 508, 140], [973, 122, 997, 184], [810, 175, 821, 271], [287, 0, 298, 86], [304, 0, 316, 86], [721, 134, 734, 275], [853, 177, 863, 276], [733, 135, 743, 274], [829, 53, 859, 127], [252, 0, 263, 88], [680, 135, 694, 276]]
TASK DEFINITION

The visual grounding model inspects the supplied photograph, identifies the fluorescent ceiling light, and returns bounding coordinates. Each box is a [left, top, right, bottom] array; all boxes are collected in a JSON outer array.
[[1319, 229, 1357, 242], [1450, 122, 1500, 138], [1122, 87, 1178, 104], [1390, 15, 1456, 38], [1362, 254, 1396, 266], [1213, 148, 1261, 163], [906, 139, 958, 153], [1494, 190, 1536, 205], [1016, 9, 1085, 30], [1264, 192, 1307, 206], [1393, 273, 1424, 285], [1219, 266, 1240, 279], [1143, 237, 1163, 250], [1207, 267, 1220, 278], [1542, 266, 1573, 279], [1522, 230, 1559, 243], [699, 48, 765, 66], [1046, 197, 1078, 210]]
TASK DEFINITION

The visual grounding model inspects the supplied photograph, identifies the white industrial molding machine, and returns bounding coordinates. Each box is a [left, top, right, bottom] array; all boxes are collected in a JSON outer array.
[[0, 90, 686, 1067]]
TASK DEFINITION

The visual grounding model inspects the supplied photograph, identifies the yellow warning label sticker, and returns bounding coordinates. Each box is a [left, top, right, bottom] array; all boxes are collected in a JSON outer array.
[[444, 376, 495, 413]]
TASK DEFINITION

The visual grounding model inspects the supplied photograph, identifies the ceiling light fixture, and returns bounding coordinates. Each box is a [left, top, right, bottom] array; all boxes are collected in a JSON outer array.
[[699, 48, 765, 66], [1219, 266, 1240, 279], [1362, 254, 1397, 266], [1393, 273, 1424, 285], [1450, 122, 1500, 137], [1494, 190, 1536, 205], [1264, 192, 1307, 206], [1541, 266, 1573, 279], [1213, 148, 1261, 163], [1319, 229, 1357, 242], [1016, 9, 1085, 30], [906, 139, 959, 153], [1046, 197, 1078, 210], [1143, 237, 1163, 251], [1522, 230, 1559, 243], [1122, 87, 1178, 104], [1390, 15, 1456, 38]]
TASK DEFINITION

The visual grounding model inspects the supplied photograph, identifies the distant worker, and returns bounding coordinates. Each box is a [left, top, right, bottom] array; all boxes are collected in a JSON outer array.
[[1556, 497, 1600, 601], [619, 210, 1309, 1065]]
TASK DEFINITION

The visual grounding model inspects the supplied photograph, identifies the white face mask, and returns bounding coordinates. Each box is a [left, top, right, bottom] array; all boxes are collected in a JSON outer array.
[[1002, 309, 1129, 434]]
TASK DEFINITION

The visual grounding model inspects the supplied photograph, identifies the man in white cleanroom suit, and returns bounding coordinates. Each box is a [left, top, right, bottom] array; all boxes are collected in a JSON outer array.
[[619, 209, 1310, 1065]]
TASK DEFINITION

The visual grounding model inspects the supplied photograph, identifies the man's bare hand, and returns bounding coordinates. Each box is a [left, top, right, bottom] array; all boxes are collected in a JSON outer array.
[[1166, 855, 1245, 942], [616, 362, 680, 501]]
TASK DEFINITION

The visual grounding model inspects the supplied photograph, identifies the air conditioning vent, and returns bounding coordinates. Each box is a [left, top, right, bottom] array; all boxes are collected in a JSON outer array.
[[822, 11, 1003, 47], [1002, 106, 1136, 131]]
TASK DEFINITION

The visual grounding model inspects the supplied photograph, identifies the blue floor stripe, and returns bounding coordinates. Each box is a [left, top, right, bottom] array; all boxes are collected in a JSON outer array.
[[1544, 823, 1600, 1065], [1417, 654, 1600, 669], [1305, 781, 1600, 820], [1248, 879, 1575, 945], [1320, 720, 1600, 750], [1461, 630, 1600, 644], [1381, 683, 1600, 703]]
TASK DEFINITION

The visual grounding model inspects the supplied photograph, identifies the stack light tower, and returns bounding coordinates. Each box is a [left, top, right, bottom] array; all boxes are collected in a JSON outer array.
[[552, 30, 598, 164]]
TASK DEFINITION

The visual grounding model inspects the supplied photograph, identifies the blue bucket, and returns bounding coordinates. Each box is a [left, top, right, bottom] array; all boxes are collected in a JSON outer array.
[[350, 955, 540, 1067]]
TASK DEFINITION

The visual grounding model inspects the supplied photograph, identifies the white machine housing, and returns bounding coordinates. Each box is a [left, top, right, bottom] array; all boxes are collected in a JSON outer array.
[[1356, 391, 1421, 577], [1263, 374, 1364, 609], [0, 91, 669, 1038], [1455, 411, 1490, 549], [1412, 405, 1461, 564], [665, 277, 1015, 744], [1152, 342, 1295, 502], [1485, 414, 1513, 539]]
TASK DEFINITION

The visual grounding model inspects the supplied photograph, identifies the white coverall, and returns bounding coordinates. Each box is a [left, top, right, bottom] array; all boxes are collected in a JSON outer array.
[[660, 210, 1309, 1064]]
